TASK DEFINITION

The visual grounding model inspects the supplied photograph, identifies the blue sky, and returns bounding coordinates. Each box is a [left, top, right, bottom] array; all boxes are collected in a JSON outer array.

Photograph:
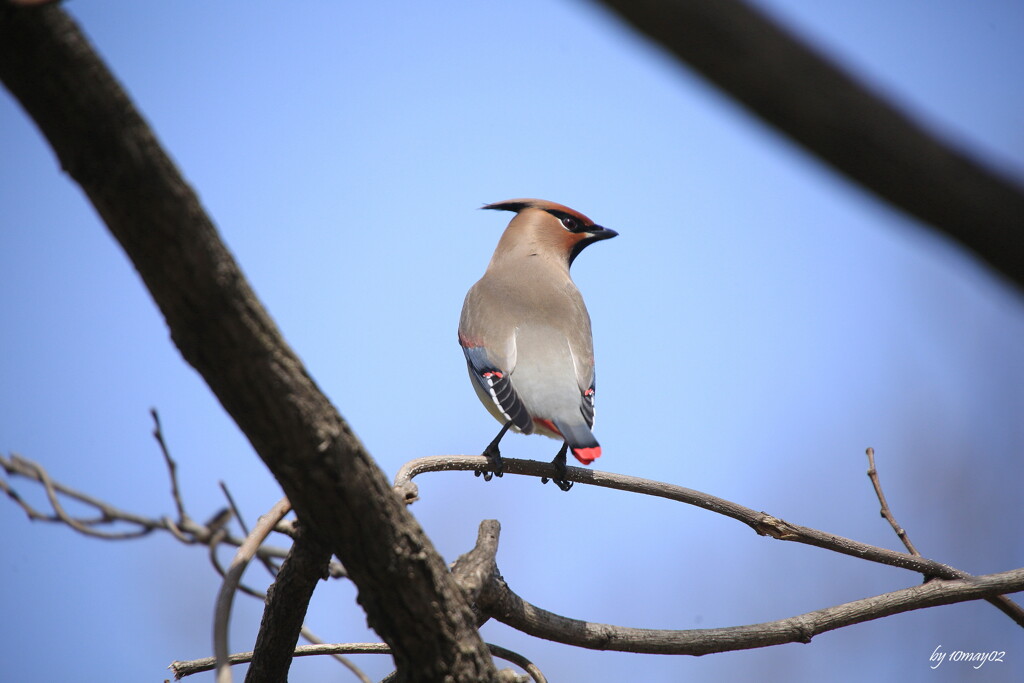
[[2, 1, 1023, 681]]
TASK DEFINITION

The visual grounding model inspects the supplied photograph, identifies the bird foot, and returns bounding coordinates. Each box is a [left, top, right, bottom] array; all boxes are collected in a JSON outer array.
[[475, 445, 504, 481], [543, 476, 573, 492], [541, 445, 573, 491]]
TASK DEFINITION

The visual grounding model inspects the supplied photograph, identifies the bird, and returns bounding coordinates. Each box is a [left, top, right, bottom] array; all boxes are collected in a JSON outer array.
[[458, 199, 617, 490]]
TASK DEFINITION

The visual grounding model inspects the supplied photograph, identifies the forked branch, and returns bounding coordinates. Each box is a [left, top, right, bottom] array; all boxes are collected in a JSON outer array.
[[394, 455, 1024, 628]]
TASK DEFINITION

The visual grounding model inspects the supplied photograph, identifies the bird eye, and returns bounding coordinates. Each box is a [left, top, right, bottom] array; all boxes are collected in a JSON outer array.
[[560, 216, 579, 231]]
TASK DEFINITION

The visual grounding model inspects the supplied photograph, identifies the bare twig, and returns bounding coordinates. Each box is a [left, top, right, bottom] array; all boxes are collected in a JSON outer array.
[[1, 453, 294, 561], [151, 408, 191, 527], [394, 455, 1024, 628], [296, 628, 374, 683], [864, 447, 920, 556], [1, 454, 152, 540], [484, 644, 547, 683], [172, 642, 545, 683], [219, 481, 249, 537], [219, 479, 287, 588], [172, 643, 391, 679], [862, 447, 1024, 626], [214, 497, 292, 683]]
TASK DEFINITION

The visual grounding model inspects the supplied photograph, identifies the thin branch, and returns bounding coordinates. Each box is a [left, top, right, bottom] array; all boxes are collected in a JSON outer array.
[[151, 408, 191, 527], [172, 644, 391, 680], [1, 454, 152, 540], [207, 528, 272, 602], [863, 447, 1024, 629], [219, 481, 250, 537], [483, 644, 547, 683], [172, 642, 545, 683], [864, 447, 920, 556], [394, 455, 1024, 628], [219, 480, 286, 585], [1, 453, 294, 562], [296, 628, 374, 683], [214, 497, 292, 683]]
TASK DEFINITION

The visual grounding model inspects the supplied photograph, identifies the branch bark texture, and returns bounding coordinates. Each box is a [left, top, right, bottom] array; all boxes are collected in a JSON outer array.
[[246, 521, 331, 683], [481, 565, 1024, 655], [596, 0, 1024, 291], [0, 5, 493, 680]]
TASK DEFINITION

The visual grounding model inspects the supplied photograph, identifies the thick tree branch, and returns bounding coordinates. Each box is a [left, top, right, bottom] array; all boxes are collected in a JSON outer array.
[[595, 0, 1024, 291], [245, 519, 333, 683], [0, 5, 493, 680]]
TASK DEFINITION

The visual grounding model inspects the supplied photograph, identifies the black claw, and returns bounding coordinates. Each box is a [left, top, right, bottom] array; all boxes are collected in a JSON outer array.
[[543, 443, 573, 492], [479, 445, 504, 480], [476, 421, 511, 482], [553, 478, 573, 492]]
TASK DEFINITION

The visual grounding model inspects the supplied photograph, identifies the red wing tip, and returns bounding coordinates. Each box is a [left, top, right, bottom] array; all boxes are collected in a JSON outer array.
[[571, 446, 601, 465]]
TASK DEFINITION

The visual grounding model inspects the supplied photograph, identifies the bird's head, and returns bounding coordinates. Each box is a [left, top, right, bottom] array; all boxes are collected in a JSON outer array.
[[483, 199, 618, 267]]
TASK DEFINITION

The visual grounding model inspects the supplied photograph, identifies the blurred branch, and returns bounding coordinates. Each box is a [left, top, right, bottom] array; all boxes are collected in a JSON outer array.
[[1, 447, 359, 675], [151, 408, 190, 527], [395, 455, 1024, 627], [0, 451, 322, 567], [0, 4, 492, 679], [594, 0, 1024, 292], [215, 497, 292, 683]]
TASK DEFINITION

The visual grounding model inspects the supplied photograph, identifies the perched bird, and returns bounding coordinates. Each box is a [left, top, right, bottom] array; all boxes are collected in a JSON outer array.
[[458, 199, 617, 490]]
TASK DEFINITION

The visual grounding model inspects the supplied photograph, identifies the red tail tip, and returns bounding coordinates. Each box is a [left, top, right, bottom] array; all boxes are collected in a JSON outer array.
[[571, 446, 601, 465]]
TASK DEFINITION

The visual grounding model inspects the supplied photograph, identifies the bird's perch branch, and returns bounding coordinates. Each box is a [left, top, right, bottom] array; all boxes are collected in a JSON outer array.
[[394, 455, 1024, 628], [7, 445, 1023, 670], [187, 519, 1024, 663]]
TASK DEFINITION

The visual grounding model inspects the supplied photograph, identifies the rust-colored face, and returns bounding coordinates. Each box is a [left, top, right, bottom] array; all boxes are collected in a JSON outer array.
[[483, 199, 617, 266]]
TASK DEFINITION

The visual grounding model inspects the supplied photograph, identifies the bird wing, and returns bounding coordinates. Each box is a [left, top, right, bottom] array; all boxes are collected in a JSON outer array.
[[580, 376, 596, 428], [461, 343, 533, 433]]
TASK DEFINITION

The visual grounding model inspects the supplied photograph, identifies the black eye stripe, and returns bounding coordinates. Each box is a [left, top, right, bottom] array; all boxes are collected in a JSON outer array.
[[548, 210, 586, 232]]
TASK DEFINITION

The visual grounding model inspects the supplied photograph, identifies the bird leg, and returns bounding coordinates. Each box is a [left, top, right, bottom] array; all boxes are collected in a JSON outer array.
[[541, 442, 573, 491], [476, 421, 511, 481]]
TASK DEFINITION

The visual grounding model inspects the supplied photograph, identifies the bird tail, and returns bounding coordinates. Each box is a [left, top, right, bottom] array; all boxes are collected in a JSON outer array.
[[553, 420, 601, 465]]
